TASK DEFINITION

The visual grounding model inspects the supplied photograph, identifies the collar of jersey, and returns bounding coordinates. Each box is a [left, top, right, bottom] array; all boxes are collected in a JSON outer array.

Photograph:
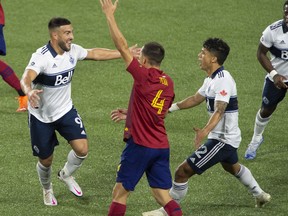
[[47, 41, 58, 58], [210, 66, 224, 79], [282, 20, 288, 33]]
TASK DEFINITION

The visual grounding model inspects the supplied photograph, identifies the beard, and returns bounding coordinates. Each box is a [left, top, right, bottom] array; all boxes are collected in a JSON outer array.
[[58, 40, 71, 52]]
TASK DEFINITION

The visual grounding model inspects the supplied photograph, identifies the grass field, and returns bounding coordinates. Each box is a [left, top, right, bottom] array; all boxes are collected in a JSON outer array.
[[1, 0, 288, 215]]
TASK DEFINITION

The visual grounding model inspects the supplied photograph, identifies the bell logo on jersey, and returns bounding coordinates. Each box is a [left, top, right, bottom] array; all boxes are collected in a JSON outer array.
[[55, 70, 74, 86], [281, 50, 288, 60]]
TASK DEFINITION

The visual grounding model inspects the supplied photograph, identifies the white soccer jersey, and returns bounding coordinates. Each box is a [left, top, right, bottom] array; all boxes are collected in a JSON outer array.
[[198, 67, 241, 148], [25, 43, 88, 123], [260, 19, 288, 81]]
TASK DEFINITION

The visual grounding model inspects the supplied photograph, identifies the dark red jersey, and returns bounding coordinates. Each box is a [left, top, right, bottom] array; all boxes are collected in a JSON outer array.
[[0, 4, 5, 25], [123, 58, 175, 149]]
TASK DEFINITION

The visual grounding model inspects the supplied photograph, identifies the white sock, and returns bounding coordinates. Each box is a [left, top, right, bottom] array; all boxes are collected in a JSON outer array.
[[61, 150, 87, 178], [169, 181, 188, 203], [251, 110, 271, 143], [235, 164, 263, 196], [36, 162, 51, 190]]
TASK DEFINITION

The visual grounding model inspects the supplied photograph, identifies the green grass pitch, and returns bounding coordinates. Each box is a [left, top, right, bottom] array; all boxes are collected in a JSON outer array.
[[0, 0, 287, 215]]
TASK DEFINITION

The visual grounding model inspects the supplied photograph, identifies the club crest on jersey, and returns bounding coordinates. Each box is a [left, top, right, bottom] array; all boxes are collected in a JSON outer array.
[[69, 56, 75, 64], [55, 69, 74, 86], [159, 76, 168, 86]]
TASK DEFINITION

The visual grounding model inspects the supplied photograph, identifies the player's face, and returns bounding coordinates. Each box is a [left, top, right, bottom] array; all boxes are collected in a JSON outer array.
[[198, 48, 215, 72], [57, 25, 74, 52], [284, 5, 288, 26]]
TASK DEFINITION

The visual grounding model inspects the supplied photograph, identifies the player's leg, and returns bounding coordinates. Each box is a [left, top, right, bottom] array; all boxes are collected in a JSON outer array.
[[143, 140, 221, 216], [37, 155, 57, 206], [150, 188, 182, 216], [0, 60, 23, 95], [30, 113, 59, 206], [57, 139, 87, 197], [63, 139, 88, 177], [0, 26, 27, 112], [171, 140, 224, 203], [221, 155, 271, 207], [168, 161, 195, 204], [109, 138, 150, 215], [56, 108, 88, 197], [222, 162, 264, 194], [0, 59, 28, 112], [245, 78, 286, 159], [108, 183, 129, 216], [144, 148, 182, 216]]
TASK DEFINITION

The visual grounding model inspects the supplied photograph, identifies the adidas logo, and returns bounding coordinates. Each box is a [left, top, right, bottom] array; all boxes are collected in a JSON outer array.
[[81, 130, 86, 135], [190, 157, 195, 163], [280, 40, 286, 44], [52, 63, 57, 68]]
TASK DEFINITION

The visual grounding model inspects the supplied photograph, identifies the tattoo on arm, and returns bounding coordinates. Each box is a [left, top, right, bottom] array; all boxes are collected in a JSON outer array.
[[214, 101, 227, 116]]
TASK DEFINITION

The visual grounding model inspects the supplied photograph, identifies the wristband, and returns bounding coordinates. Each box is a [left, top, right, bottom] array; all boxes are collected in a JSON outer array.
[[169, 103, 180, 113], [269, 70, 278, 79]]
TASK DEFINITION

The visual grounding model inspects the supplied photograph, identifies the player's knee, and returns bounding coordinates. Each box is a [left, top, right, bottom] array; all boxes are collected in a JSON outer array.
[[75, 147, 88, 158], [71, 140, 88, 157], [260, 107, 275, 118], [39, 156, 53, 167]]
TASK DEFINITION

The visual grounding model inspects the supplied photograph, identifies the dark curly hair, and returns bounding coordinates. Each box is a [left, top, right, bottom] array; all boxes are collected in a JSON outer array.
[[203, 38, 230, 65]]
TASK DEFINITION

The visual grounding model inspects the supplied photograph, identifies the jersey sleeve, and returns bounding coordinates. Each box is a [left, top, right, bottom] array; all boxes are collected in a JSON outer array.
[[25, 52, 47, 75], [126, 58, 148, 83], [198, 77, 209, 96], [214, 76, 233, 103], [260, 25, 273, 48], [72, 44, 88, 60]]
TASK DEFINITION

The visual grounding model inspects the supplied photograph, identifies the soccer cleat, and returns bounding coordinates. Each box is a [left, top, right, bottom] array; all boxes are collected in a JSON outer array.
[[244, 137, 264, 160], [43, 187, 58, 206], [255, 192, 271, 208], [58, 170, 83, 197], [142, 207, 168, 216], [16, 95, 28, 112]]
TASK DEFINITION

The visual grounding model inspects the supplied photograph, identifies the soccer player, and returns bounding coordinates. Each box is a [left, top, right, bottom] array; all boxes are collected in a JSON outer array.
[[244, 1, 288, 160], [0, 1, 27, 112], [20, 17, 139, 206], [142, 38, 271, 216], [100, 0, 182, 215]]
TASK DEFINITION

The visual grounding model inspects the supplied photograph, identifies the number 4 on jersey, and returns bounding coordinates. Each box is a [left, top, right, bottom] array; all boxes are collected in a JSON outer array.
[[151, 90, 165, 114]]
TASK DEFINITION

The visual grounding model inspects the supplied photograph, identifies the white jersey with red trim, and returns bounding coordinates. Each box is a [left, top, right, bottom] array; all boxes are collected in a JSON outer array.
[[198, 66, 241, 148], [25, 42, 87, 123]]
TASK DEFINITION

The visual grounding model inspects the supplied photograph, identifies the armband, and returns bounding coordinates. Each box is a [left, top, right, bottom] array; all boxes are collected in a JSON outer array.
[[169, 103, 180, 113], [269, 70, 278, 79]]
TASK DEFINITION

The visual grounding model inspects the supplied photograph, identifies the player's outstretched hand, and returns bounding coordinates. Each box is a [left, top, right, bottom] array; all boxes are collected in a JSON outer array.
[[27, 89, 43, 109], [111, 108, 128, 122], [129, 44, 141, 60], [100, 0, 119, 15]]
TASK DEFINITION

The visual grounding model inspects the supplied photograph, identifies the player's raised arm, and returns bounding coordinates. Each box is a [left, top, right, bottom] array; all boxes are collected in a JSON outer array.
[[100, 0, 133, 67]]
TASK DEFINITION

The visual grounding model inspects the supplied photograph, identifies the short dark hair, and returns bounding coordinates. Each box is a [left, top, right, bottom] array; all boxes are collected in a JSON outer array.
[[142, 42, 165, 66], [203, 38, 230, 65], [48, 17, 71, 30]]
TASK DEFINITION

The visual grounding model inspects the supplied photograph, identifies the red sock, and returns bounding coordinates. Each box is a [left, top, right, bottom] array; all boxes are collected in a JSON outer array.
[[108, 202, 126, 216], [164, 200, 182, 216], [0, 60, 23, 95]]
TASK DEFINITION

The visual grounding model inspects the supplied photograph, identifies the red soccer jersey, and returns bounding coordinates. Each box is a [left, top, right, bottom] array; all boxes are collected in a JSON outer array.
[[0, 4, 5, 25], [123, 58, 175, 149]]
